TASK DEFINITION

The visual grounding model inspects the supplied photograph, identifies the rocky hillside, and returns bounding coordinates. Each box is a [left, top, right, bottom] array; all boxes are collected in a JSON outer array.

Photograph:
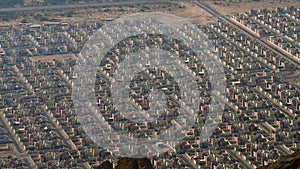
[[95, 157, 153, 169], [258, 150, 300, 169], [95, 150, 300, 169]]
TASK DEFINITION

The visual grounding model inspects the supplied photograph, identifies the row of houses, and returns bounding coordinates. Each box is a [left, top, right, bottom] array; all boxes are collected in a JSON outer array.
[[232, 7, 300, 61]]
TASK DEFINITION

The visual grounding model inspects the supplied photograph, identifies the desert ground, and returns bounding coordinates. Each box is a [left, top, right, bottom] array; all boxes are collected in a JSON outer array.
[[169, 2, 215, 25], [3, 1, 300, 26]]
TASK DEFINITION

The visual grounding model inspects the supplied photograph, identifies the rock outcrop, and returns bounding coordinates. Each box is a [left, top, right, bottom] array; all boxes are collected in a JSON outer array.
[[258, 150, 300, 169], [94, 160, 113, 169], [94, 157, 153, 169], [115, 157, 153, 169]]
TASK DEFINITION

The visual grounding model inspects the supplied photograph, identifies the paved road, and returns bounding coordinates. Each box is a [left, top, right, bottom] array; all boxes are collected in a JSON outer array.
[[0, 0, 174, 13]]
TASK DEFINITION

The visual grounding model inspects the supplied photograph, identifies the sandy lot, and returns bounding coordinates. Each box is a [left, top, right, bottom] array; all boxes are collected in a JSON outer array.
[[277, 70, 300, 84], [168, 2, 215, 25], [1, 3, 183, 25], [3, 1, 300, 29], [30, 54, 77, 63], [0, 2, 215, 26]]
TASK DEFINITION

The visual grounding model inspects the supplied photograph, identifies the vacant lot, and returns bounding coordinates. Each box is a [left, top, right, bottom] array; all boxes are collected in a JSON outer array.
[[30, 54, 77, 62], [277, 70, 300, 85], [169, 2, 215, 25], [2, 1, 300, 28], [0, 2, 216, 26], [0, 3, 183, 25]]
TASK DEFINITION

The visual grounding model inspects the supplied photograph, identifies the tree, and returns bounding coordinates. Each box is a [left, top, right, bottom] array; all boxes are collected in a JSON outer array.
[[21, 18, 28, 23]]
